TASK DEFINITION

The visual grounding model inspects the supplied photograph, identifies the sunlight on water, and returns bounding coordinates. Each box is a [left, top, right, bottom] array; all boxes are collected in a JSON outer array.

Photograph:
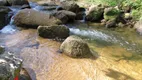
[[69, 28, 118, 43]]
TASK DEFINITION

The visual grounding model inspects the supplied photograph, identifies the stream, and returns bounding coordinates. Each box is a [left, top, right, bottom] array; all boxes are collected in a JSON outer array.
[[0, 2, 142, 80]]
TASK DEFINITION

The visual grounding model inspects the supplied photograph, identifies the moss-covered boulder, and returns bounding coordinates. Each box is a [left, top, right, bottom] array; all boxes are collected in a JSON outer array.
[[104, 7, 120, 21], [38, 25, 69, 39], [85, 4, 104, 22], [60, 35, 91, 58]]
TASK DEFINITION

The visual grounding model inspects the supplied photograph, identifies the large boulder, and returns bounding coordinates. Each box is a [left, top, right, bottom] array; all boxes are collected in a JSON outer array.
[[0, 0, 8, 6], [7, 0, 29, 6], [38, 25, 69, 39], [60, 35, 91, 58], [53, 10, 76, 23], [0, 52, 22, 80], [85, 4, 104, 22], [0, 6, 11, 29], [59, 1, 79, 13], [134, 21, 142, 35], [13, 9, 62, 28], [104, 7, 120, 21]]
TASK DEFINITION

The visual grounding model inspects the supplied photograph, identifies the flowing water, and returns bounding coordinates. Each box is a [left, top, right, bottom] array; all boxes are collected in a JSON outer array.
[[0, 2, 142, 80]]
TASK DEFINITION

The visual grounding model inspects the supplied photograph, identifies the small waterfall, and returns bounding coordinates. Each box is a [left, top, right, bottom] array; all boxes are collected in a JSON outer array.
[[0, 7, 21, 34], [69, 27, 142, 54], [69, 28, 118, 43]]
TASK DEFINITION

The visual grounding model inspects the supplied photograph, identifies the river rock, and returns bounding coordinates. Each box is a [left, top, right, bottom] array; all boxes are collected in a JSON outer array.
[[7, 0, 29, 6], [53, 10, 76, 23], [60, 35, 91, 58], [0, 52, 22, 80], [134, 21, 142, 35], [85, 4, 104, 22], [104, 7, 120, 21], [13, 9, 62, 28], [38, 25, 69, 39], [59, 1, 79, 13], [0, 6, 11, 29]]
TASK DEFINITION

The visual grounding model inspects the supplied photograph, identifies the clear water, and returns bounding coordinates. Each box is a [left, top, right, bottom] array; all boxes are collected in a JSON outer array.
[[0, 2, 142, 80]]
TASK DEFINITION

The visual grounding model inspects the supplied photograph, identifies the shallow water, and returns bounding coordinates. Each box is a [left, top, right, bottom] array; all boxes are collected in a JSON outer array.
[[0, 2, 142, 80]]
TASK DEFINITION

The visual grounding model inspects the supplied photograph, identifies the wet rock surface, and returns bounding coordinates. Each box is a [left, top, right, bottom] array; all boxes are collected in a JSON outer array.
[[0, 52, 22, 80]]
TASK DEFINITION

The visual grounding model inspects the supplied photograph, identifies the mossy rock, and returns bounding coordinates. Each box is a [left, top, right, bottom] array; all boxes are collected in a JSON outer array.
[[60, 35, 91, 58], [104, 7, 120, 21], [38, 25, 69, 39], [85, 4, 104, 21]]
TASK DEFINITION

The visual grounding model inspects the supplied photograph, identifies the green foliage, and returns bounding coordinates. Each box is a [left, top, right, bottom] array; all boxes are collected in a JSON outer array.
[[86, 0, 142, 20]]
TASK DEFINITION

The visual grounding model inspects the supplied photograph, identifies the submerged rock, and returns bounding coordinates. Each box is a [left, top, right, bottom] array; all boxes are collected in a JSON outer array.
[[53, 10, 76, 23], [38, 25, 69, 39], [0, 6, 11, 29], [85, 4, 104, 22], [13, 9, 62, 28], [60, 35, 91, 58], [0, 52, 22, 80]]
